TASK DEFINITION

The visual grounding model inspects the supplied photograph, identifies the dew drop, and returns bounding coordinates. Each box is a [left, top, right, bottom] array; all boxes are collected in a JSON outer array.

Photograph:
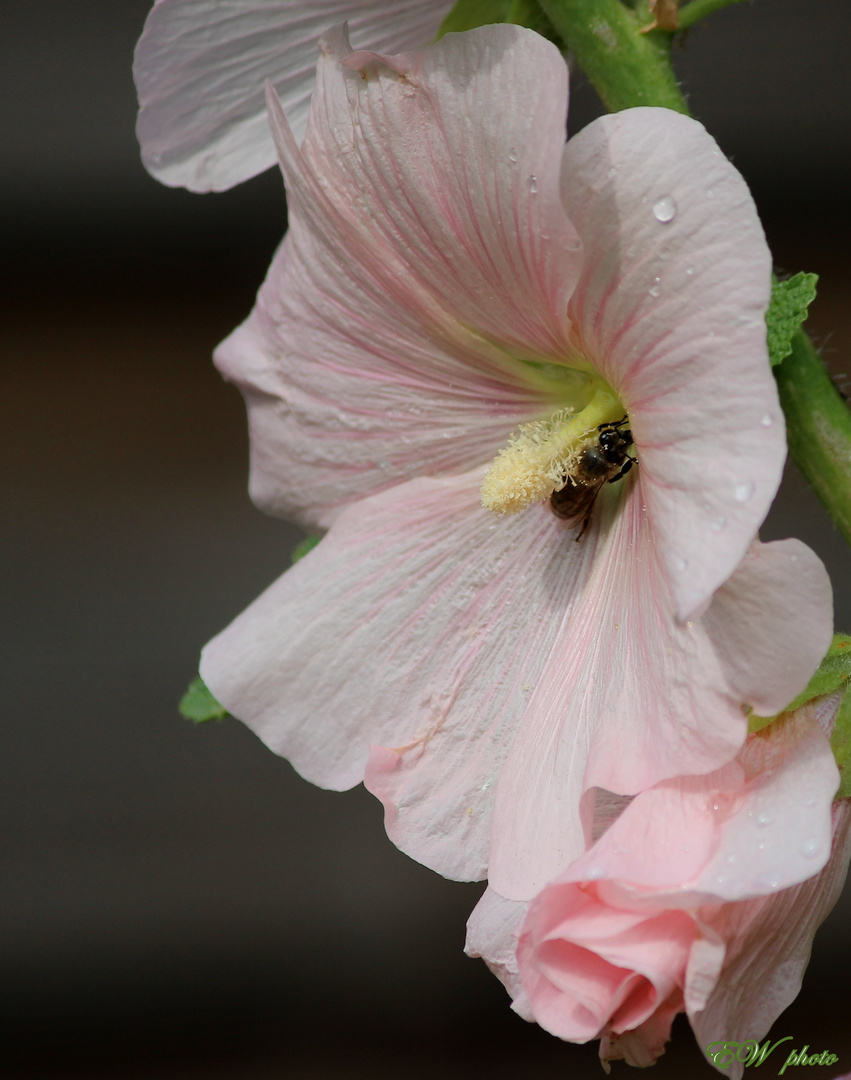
[[712, 515, 726, 532], [757, 840, 766, 850], [685, 266, 695, 275], [733, 481, 754, 503], [508, 147, 518, 163], [726, 853, 737, 865], [607, 166, 617, 178], [586, 865, 604, 880], [801, 838, 820, 858], [756, 873, 779, 890], [675, 556, 688, 571], [760, 412, 774, 427], [648, 276, 662, 298], [652, 195, 677, 223], [528, 175, 538, 194], [755, 812, 772, 827]]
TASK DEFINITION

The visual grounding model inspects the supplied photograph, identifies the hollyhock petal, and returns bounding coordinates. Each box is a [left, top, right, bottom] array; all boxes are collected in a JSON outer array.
[[488, 485, 831, 900], [703, 539, 833, 717], [464, 886, 531, 1018], [688, 800, 851, 1080], [561, 108, 781, 619], [298, 25, 581, 362], [134, 0, 452, 191], [201, 470, 602, 881], [598, 992, 684, 1070], [558, 704, 838, 908], [216, 25, 586, 527], [516, 881, 696, 1040]]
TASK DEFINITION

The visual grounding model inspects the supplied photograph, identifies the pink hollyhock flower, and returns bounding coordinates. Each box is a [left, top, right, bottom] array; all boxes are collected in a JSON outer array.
[[466, 698, 851, 1077], [198, 25, 833, 899], [134, 0, 453, 191]]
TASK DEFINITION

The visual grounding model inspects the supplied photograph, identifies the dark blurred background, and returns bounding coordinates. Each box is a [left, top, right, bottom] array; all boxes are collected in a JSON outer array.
[[2, 2, 850, 1077]]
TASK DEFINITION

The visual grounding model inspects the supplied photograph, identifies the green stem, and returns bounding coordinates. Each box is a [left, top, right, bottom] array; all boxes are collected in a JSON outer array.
[[538, 0, 688, 112], [678, 0, 755, 31], [774, 332, 851, 547]]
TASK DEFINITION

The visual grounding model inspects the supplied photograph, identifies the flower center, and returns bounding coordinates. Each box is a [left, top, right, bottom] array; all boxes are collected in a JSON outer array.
[[481, 384, 629, 515]]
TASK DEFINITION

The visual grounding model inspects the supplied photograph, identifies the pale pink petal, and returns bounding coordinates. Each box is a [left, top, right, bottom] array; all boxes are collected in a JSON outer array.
[[216, 25, 586, 527], [688, 799, 851, 1080], [298, 24, 581, 362], [464, 886, 531, 1018], [134, 0, 452, 191], [703, 539, 833, 717], [201, 470, 602, 882], [560, 705, 838, 909], [516, 880, 696, 1040], [598, 992, 683, 1070], [488, 484, 831, 901], [561, 108, 781, 619]]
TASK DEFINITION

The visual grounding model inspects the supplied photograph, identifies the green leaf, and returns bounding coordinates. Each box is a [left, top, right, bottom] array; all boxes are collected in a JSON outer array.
[[291, 535, 321, 563], [767, 272, 818, 368], [831, 687, 851, 799], [436, 0, 558, 41], [749, 634, 851, 734], [179, 676, 229, 723]]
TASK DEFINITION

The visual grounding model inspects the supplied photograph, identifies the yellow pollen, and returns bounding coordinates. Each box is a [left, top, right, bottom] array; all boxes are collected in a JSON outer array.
[[481, 384, 625, 515], [480, 411, 577, 514]]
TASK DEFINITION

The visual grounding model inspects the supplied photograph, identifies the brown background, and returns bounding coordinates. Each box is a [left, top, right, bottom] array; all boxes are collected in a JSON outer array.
[[2, 1, 850, 1076]]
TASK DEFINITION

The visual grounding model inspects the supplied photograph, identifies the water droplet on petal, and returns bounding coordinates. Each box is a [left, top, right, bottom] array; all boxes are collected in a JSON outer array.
[[528, 175, 538, 194], [706, 188, 715, 198], [648, 276, 662, 298], [685, 266, 695, 275], [607, 166, 617, 178], [675, 556, 688, 571], [755, 811, 771, 827], [652, 195, 677, 223], [586, 864, 604, 880], [801, 838, 820, 858], [760, 412, 774, 427], [712, 515, 726, 531], [508, 147, 518, 163], [734, 481, 754, 503]]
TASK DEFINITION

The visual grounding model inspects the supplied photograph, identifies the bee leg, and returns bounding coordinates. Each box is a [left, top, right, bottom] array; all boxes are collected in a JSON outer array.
[[574, 507, 593, 542], [607, 456, 636, 484]]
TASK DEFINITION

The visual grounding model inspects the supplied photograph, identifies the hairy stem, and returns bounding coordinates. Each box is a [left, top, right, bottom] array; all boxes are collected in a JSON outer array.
[[538, 0, 688, 112], [774, 332, 851, 547]]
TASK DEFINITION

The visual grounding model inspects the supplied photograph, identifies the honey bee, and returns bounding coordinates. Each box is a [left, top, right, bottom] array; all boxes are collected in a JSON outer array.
[[550, 417, 636, 537]]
